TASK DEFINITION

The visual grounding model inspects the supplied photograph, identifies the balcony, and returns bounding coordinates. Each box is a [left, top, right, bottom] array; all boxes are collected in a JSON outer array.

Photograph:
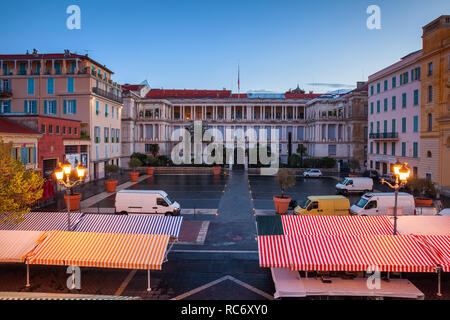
[[0, 88, 12, 97], [369, 132, 399, 141], [92, 87, 123, 103]]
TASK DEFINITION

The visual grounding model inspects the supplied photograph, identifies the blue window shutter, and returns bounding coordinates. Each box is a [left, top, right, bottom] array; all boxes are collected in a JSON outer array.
[[32, 101, 37, 114], [53, 100, 57, 114], [44, 100, 48, 114], [63, 100, 67, 114], [68, 78, 74, 93], [21, 147, 27, 164], [5, 100, 11, 113], [24, 100, 28, 113], [33, 147, 37, 164], [73, 100, 77, 114]]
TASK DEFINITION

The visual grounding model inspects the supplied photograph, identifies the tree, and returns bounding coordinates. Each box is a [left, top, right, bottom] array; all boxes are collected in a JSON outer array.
[[104, 163, 119, 180], [128, 157, 142, 172], [275, 168, 296, 198], [0, 140, 44, 223], [149, 144, 159, 158], [296, 144, 307, 167]]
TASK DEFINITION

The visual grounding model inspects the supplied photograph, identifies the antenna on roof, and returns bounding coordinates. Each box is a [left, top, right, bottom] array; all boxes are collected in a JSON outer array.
[[83, 49, 93, 56]]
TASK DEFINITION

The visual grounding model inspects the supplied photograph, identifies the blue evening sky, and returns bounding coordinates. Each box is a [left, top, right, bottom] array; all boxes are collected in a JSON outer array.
[[1, 0, 449, 93]]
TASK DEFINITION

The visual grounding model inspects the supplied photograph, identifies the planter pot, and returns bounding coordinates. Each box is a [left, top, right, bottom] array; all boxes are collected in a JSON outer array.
[[414, 197, 433, 207], [147, 167, 155, 175], [273, 196, 291, 215], [349, 174, 360, 177], [64, 193, 82, 211], [129, 172, 139, 182], [105, 180, 118, 193], [213, 166, 221, 175]]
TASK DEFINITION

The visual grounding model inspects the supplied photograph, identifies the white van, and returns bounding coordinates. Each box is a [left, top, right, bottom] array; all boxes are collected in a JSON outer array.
[[336, 177, 373, 194], [115, 190, 181, 216], [350, 192, 415, 216]]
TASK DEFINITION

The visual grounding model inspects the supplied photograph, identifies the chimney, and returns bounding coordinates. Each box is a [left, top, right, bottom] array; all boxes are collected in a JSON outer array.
[[356, 81, 366, 89]]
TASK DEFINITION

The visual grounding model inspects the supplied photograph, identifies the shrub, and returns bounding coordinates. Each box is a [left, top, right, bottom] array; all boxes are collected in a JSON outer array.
[[288, 154, 301, 168], [406, 178, 437, 198], [105, 163, 119, 180], [131, 152, 147, 164], [128, 158, 142, 172], [157, 155, 169, 167]]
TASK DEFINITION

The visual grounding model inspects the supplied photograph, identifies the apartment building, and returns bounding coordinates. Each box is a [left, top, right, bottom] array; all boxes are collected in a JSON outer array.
[[419, 16, 450, 193], [0, 50, 122, 180], [304, 82, 368, 168], [1, 115, 89, 178], [367, 50, 422, 177], [0, 117, 41, 171]]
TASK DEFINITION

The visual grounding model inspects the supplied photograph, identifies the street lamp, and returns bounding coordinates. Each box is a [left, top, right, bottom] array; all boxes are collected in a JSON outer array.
[[54, 160, 86, 231], [381, 159, 411, 235]]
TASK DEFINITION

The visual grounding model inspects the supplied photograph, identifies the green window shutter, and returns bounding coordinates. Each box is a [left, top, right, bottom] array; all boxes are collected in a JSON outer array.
[[24, 100, 28, 113], [32, 101, 37, 114], [392, 96, 396, 110], [384, 98, 388, 111], [20, 147, 27, 164], [392, 119, 396, 133], [73, 100, 77, 114], [63, 100, 67, 114], [402, 118, 406, 133], [44, 100, 48, 114], [47, 78, 54, 94], [53, 100, 57, 114], [33, 147, 37, 164]]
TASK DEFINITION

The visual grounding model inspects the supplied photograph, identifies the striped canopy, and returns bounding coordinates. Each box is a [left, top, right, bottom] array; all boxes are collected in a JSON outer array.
[[258, 235, 290, 268], [418, 235, 450, 272], [73, 214, 183, 239], [0, 212, 83, 231], [0, 230, 46, 263], [26, 231, 170, 270], [287, 234, 438, 273], [282, 216, 394, 236]]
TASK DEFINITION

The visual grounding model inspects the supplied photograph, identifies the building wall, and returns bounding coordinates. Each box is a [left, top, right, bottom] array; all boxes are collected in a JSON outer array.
[[0, 133, 39, 171], [367, 50, 422, 176]]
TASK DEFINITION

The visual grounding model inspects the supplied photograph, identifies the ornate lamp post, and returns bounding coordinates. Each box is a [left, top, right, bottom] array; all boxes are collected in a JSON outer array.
[[380, 159, 411, 235], [54, 160, 86, 231]]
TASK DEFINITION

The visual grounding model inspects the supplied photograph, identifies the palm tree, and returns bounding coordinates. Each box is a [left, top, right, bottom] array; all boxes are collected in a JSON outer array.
[[296, 144, 307, 167]]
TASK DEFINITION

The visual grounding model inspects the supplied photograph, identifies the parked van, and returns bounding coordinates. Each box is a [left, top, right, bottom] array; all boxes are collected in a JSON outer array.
[[335, 177, 373, 194], [115, 190, 181, 216], [350, 192, 415, 216], [294, 195, 351, 216]]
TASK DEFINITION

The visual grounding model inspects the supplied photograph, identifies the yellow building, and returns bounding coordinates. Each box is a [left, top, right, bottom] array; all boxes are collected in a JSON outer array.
[[419, 15, 450, 194]]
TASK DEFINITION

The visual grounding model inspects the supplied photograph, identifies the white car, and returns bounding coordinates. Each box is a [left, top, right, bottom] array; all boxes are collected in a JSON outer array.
[[437, 208, 450, 216], [303, 169, 322, 178]]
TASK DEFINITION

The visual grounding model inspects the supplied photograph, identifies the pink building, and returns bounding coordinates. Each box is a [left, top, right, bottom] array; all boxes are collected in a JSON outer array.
[[367, 50, 422, 177]]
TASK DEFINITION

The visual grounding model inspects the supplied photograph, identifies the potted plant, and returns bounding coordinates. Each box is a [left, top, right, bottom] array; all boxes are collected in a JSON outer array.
[[273, 169, 296, 214], [213, 163, 221, 175], [128, 157, 142, 182], [408, 178, 436, 207], [147, 144, 159, 175], [104, 163, 119, 192]]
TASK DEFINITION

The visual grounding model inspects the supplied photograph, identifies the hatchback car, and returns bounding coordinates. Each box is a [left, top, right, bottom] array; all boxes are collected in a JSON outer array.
[[303, 169, 323, 177]]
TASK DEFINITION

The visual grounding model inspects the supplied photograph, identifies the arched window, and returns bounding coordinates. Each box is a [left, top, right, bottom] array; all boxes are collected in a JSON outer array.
[[428, 113, 433, 131], [427, 151, 432, 158]]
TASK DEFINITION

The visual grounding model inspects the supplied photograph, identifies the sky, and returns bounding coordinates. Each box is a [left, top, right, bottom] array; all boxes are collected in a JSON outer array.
[[0, 0, 449, 93]]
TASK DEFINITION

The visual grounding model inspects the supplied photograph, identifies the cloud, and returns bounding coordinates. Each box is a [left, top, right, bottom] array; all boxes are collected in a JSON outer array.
[[307, 83, 355, 88]]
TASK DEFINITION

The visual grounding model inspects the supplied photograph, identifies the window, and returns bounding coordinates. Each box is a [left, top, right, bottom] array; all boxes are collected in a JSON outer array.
[[19, 63, 26, 75], [383, 120, 388, 134], [384, 80, 388, 91], [402, 93, 407, 108], [376, 121, 380, 133], [116, 129, 120, 143], [27, 78, 35, 95], [56, 125, 60, 134], [328, 145, 336, 155], [370, 102, 374, 114], [413, 90, 419, 106], [391, 142, 396, 156], [392, 96, 396, 110], [370, 86, 374, 96], [24, 100, 37, 114], [74, 128, 78, 135], [44, 100, 57, 114], [112, 107, 114, 119], [67, 78, 74, 93], [96, 101, 99, 115], [392, 77, 397, 88], [65, 146, 78, 154], [63, 126, 66, 134], [413, 116, 418, 132], [68, 127, 72, 135], [49, 125, 53, 134], [384, 98, 388, 112], [104, 127, 109, 143], [402, 117, 407, 133], [377, 83, 380, 93], [94, 126, 100, 143], [370, 142, 373, 154], [428, 113, 433, 131], [105, 104, 108, 117], [413, 142, 418, 158], [0, 100, 11, 113], [427, 151, 432, 158], [377, 101, 380, 113], [63, 100, 76, 114], [392, 119, 396, 134], [428, 62, 433, 76], [402, 142, 406, 157], [47, 78, 54, 95], [376, 142, 380, 154], [428, 86, 433, 102], [383, 142, 387, 155], [41, 124, 45, 133]]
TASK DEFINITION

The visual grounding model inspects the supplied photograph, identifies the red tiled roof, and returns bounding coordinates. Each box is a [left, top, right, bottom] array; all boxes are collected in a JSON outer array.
[[146, 89, 232, 99], [122, 84, 144, 92], [0, 117, 40, 135]]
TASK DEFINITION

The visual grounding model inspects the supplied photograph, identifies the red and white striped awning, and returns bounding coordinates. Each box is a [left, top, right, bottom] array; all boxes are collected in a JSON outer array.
[[282, 216, 394, 236], [286, 234, 438, 273], [258, 236, 290, 268], [418, 235, 450, 272], [26, 231, 170, 270]]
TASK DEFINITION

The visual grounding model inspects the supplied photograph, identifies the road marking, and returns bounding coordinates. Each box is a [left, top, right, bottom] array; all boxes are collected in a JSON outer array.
[[114, 270, 137, 296], [196, 221, 210, 244], [171, 275, 273, 300]]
